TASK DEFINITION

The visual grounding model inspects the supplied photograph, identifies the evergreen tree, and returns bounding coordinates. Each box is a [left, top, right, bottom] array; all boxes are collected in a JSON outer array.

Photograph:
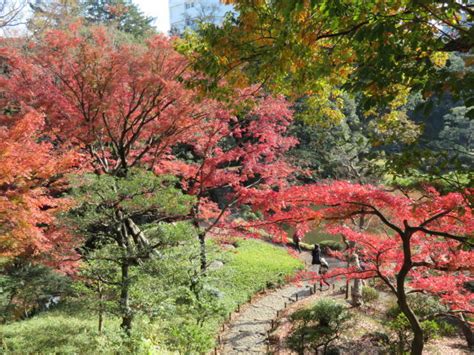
[[28, 0, 81, 34], [64, 169, 195, 333], [82, 0, 154, 38]]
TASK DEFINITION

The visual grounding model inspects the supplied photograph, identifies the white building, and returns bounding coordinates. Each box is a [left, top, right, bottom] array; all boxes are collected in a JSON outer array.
[[169, 0, 233, 34]]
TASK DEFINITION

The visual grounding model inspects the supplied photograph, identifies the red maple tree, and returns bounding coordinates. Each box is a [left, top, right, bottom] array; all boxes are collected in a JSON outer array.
[[158, 89, 298, 270], [3, 24, 300, 265], [0, 108, 78, 270], [243, 182, 473, 354], [3, 24, 224, 176]]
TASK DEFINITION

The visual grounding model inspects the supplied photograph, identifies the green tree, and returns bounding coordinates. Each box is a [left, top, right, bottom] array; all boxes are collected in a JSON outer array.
[[28, 0, 81, 34], [289, 95, 376, 182], [434, 106, 473, 167], [386, 91, 473, 194], [82, 0, 154, 38], [185, 1, 473, 109], [0, 260, 71, 322], [64, 169, 195, 333]]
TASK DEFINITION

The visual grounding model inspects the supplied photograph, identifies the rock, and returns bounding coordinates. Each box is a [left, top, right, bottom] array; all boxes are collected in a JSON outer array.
[[208, 260, 225, 270]]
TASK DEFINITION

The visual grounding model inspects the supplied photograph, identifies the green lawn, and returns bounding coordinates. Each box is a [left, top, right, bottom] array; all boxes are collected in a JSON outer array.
[[214, 239, 304, 312], [0, 239, 303, 354]]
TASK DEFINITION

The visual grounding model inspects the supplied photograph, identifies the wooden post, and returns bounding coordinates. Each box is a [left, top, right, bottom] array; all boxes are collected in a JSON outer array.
[[345, 277, 349, 299], [296, 293, 299, 301], [237, 304, 240, 312]]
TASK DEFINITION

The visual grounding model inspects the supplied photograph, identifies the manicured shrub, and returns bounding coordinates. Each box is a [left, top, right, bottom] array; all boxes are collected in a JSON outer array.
[[386, 294, 447, 320], [437, 320, 457, 336], [407, 294, 448, 319], [388, 313, 441, 353], [288, 299, 351, 354], [362, 286, 379, 303]]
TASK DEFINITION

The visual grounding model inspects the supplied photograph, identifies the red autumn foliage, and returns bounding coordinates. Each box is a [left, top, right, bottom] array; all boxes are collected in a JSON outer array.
[[241, 181, 473, 353], [2, 25, 224, 175], [2, 26, 300, 271], [0, 109, 78, 270], [159, 90, 298, 223], [243, 182, 473, 313]]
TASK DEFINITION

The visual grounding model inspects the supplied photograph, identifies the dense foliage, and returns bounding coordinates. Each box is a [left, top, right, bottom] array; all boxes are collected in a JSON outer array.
[[0, 2, 472, 354], [0, 240, 302, 353]]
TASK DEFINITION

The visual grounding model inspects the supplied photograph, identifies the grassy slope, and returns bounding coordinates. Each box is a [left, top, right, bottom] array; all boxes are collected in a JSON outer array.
[[0, 239, 303, 354], [214, 239, 304, 313]]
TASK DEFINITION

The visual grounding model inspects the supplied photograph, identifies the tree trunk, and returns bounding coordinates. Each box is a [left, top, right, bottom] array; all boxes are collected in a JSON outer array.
[[349, 214, 366, 306], [439, 313, 474, 350], [191, 203, 207, 272], [98, 281, 104, 333], [459, 313, 474, 350], [397, 290, 423, 355], [350, 253, 363, 307], [398, 231, 424, 355], [351, 279, 363, 306], [120, 262, 133, 334], [199, 232, 206, 272]]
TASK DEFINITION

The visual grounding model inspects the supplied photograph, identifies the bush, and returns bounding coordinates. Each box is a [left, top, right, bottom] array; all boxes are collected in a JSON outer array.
[[387, 313, 441, 353], [364, 331, 390, 347], [387, 313, 412, 353], [386, 301, 401, 319], [437, 320, 457, 336], [407, 294, 447, 319], [0, 261, 71, 323], [288, 299, 351, 354], [362, 286, 379, 303], [1, 312, 108, 353], [165, 321, 214, 353], [0, 309, 168, 354], [386, 294, 447, 320], [421, 320, 440, 341]]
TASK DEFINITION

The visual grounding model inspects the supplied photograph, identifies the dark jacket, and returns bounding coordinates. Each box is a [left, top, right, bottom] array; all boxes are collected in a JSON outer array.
[[311, 246, 321, 265]]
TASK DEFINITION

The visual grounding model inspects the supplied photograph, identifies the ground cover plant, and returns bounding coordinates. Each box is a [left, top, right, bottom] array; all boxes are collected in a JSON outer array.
[[0, 239, 302, 353]]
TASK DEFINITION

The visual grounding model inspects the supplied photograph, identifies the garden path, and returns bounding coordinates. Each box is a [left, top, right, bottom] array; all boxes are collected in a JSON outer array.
[[219, 249, 344, 354]]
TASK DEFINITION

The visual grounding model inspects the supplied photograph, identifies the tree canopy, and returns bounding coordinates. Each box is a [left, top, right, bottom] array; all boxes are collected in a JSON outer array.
[[183, 0, 473, 118]]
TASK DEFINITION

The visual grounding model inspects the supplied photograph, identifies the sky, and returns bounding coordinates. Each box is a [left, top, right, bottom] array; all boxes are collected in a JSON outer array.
[[135, 0, 170, 34], [0, 0, 171, 37]]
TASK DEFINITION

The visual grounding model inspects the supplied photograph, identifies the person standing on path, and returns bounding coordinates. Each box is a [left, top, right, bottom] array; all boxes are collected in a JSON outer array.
[[319, 257, 330, 290], [311, 243, 321, 272], [293, 233, 302, 253]]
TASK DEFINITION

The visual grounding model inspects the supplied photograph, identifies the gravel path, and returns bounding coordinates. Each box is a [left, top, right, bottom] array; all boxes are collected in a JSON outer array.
[[219, 248, 344, 354]]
